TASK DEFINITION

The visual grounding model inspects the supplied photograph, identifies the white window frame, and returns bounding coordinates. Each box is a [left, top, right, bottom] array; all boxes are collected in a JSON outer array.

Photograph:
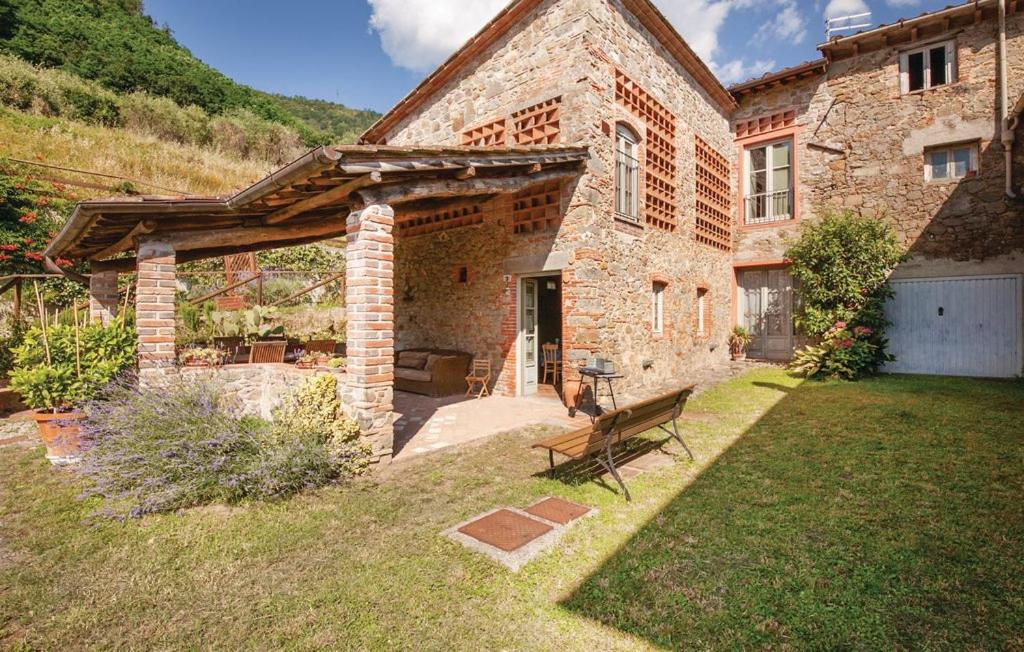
[[696, 288, 707, 336], [924, 142, 979, 182], [652, 282, 666, 334], [743, 138, 794, 225], [615, 123, 641, 222], [900, 39, 957, 94]]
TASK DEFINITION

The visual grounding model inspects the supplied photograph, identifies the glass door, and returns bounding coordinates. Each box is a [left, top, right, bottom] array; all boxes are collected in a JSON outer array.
[[739, 268, 795, 360], [521, 278, 539, 395]]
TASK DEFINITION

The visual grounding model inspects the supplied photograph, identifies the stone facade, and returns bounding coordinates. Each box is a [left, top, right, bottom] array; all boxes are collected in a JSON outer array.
[[732, 12, 1024, 280], [382, 0, 737, 396]]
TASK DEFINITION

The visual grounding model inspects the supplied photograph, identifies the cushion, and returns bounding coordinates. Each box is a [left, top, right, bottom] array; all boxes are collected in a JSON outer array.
[[425, 354, 450, 371], [397, 351, 429, 369], [395, 367, 432, 383]]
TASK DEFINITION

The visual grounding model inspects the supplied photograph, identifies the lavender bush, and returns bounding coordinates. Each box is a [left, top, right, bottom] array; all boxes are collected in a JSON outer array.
[[78, 377, 363, 520]]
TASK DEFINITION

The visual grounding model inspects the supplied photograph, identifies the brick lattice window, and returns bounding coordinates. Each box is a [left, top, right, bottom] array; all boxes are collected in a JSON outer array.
[[512, 181, 561, 234], [695, 136, 732, 251], [462, 118, 507, 146], [735, 110, 796, 139], [615, 70, 678, 231], [511, 98, 561, 145], [395, 204, 484, 237]]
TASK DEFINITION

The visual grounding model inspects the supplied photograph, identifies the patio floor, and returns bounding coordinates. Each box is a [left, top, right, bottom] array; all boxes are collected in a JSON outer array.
[[392, 392, 589, 460]]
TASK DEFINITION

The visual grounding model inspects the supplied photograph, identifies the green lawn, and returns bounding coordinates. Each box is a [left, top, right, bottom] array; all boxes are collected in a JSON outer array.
[[1, 369, 1022, 650]]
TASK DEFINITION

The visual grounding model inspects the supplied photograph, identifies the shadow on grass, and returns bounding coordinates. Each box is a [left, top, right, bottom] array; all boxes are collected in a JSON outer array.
[[534, 436, 680, 498], [559, 375, 1024, 649]]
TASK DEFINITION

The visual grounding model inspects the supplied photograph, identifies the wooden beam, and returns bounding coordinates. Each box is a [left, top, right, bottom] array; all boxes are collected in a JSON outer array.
[[455, 166, 477, 180], [165, 218, 349, 252], [91, 219, 157, 260], [90, 258, 136, 273], [262, 171, 381, 225], [352, 166, 582, 210], [268, 272, 345, 308]]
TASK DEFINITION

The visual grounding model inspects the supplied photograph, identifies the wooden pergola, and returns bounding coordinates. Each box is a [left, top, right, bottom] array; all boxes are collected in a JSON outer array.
[[43, 144, 589, 463]]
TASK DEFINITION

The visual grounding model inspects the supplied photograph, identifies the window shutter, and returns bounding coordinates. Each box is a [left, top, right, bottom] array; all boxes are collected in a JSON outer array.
[[946, 41, 957, 83], [899, 53, 910, 94]]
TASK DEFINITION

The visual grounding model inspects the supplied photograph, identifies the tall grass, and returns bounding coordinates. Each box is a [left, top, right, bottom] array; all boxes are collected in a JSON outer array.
[[0, 54, 305, 165]]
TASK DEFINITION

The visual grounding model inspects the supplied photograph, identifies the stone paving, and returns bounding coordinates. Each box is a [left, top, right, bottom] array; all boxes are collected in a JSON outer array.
[[395, 360, 772, 461]]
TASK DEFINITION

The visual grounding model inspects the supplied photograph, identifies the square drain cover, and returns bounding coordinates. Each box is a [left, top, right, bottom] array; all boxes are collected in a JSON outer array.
[[525, 497, 591, 525], [457, 509, 553, 552]]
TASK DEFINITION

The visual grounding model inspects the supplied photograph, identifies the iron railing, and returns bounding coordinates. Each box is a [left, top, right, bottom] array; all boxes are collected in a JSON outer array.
[[744, 189, 793, 225]]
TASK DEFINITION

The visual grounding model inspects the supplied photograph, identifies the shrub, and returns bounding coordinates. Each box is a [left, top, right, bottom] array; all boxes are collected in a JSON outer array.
[[78, 375, 368, 520], [0, 319, 26, 381], [9, 318, 136, 411], [790, 322, 890, 380], [786, 210, 903, 378]]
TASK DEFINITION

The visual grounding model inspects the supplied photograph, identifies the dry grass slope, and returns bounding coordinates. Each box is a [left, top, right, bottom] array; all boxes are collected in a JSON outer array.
[[1, 108, 276, 198]]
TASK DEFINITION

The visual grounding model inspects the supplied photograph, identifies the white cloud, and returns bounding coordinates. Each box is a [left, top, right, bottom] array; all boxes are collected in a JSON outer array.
[[367, 0, 793, 86], [367, 0, 507, 72], [824, 0, 870, 19], [756, 1, 808, 45], [714, 58, 778, 85]]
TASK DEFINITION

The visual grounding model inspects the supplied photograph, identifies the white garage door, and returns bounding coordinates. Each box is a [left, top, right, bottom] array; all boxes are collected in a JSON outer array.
[[884, 275, 1022, 378]]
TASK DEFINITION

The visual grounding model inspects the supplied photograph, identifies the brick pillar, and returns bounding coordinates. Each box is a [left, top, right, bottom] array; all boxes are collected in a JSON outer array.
[[88, 270, 119, 324], [136, 239, 177, 383], [344, 205, 395, 464]]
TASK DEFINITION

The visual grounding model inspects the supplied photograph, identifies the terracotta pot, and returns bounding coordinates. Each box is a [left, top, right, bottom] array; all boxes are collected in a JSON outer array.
[[561, 377, 584, 410], [31, 411, 85, 465]]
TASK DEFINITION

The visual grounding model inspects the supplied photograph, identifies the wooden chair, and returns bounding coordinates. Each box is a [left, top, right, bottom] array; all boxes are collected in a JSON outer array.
[[542, 343, 562, 385], [249, 341, 287, 364], [532, 386, 695, 501], [465, 359, 492, 398], [304, 339, 337, 356]]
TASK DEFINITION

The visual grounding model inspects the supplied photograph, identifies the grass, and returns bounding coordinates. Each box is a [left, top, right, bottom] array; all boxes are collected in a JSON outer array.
[[1, 369, 1022, 650], [0, 107, 274, 198]]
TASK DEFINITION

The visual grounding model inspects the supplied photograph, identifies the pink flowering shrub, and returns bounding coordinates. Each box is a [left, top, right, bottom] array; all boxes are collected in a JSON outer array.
[[790, 321, 892, 380]]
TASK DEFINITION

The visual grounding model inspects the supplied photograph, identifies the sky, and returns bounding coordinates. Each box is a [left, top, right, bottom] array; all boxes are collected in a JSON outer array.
[[142, 0, 956, 114]]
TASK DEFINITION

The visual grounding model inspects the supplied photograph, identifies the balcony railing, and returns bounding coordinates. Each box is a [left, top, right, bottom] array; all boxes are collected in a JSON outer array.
[[744, 189, 793, 225]]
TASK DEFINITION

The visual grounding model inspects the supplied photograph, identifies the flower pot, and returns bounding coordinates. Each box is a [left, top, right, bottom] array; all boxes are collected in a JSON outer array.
[[31, 410, 85, 466], [296, 361, 316, 370], [731, 352, 747, 361]]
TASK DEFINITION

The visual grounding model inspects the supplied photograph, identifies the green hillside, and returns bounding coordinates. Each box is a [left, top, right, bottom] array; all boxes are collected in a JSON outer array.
[[0, 0, 380, 145]]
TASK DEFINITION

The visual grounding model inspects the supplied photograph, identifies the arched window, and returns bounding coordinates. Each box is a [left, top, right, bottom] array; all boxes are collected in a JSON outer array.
[[615, 123, 640, 222]]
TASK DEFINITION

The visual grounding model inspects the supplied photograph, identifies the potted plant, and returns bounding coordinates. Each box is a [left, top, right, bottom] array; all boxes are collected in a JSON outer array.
[[729, 326, 753, 361], [9, 314, 136, 465], [295, 351, 321, 369], [326, 356, 346, 372], [178, 347, 225, 368]]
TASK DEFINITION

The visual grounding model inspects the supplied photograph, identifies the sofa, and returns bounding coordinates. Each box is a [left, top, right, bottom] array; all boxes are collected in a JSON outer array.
[[394, 349, 473, 397]]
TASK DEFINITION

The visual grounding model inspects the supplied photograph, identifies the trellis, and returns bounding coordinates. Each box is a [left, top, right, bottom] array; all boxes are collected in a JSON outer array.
[[462, 118, 508, 146], [511, 98, 561, 145], [615, 70, 678, 231], [694, 136, 732, 251]]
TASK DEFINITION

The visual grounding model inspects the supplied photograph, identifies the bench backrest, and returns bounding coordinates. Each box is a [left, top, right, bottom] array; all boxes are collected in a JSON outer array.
[[250, 341, 287, 364], [580, 386, 695, 456]]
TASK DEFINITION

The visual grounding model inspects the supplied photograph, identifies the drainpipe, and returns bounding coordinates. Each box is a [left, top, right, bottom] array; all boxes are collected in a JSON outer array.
[[998, 0, 1017, 198]]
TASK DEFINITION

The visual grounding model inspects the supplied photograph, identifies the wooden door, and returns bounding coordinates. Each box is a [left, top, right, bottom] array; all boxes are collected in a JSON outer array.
[[739, 268, 795, 360]]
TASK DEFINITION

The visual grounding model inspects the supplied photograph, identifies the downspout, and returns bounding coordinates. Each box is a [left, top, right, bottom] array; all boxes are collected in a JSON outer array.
[[998, 0, 1017, 198]]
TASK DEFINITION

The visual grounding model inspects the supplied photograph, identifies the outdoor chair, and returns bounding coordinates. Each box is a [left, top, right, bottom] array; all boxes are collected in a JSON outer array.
[[304, 339, 337, 356], [542, 343, 562, 385], [249, 340, 287, 364], [532, 386, 695, 501], [465, 359, 492, 399]]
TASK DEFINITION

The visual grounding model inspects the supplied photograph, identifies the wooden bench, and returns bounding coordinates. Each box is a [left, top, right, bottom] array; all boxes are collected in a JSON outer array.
[[531, 386, 695, 501]]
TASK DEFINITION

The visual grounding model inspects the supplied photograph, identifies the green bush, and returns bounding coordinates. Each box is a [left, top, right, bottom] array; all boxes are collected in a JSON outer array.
[[77, 374, 368, 520], [786, 210, 903, 379], [0, 319, 26, 381], [9, 318, 136, 410], [790, 322, 889, 380]]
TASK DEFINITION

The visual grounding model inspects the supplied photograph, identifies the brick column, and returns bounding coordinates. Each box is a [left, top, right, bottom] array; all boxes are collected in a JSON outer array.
[[88, 270, 119, 324], [136, 239, 177, 383], [343, 205, 395, 464]]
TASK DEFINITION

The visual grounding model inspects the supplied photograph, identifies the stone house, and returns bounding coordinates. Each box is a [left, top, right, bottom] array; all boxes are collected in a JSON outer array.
[[729, 0, 1024, 375], [50, 0, 1023, 464]]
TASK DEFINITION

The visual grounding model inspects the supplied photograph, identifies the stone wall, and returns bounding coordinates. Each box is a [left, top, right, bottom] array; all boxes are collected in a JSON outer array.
[[733, 13, 1024, 275], [383, 0, 737, 395], [177, 364, 330, 420]]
